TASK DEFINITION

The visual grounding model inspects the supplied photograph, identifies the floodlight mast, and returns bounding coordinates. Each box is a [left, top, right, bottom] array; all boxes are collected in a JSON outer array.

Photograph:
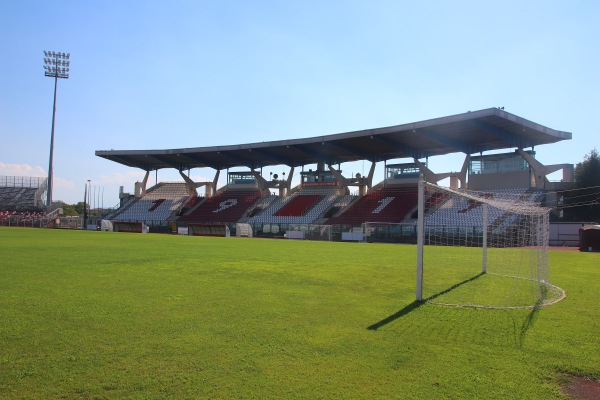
[[43, 50, 70, 207]]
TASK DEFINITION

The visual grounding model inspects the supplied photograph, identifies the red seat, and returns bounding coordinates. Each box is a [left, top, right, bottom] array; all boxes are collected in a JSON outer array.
[[275, 195, 322, 217], [178, 189, 261, 223], [327, 187, 418, 225]]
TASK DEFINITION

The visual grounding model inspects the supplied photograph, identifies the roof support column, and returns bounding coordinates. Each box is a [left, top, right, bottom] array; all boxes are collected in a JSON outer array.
[[327, 164, 348, 187], [516, 148, 573, 189], [178, 170, 213, 197], [281, 166, 294, 198], [139, 171, 150, 198], [361, 161, 376, 195], [251, 169, 272, 195], [178, 170, 196, 195], [413, 159, 445, 184], [458, 154, 470, 189], [208, 170, 220, 198]]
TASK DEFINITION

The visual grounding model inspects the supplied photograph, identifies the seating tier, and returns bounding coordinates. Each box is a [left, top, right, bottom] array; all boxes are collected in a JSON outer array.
[[326, 186, 418, 225], [274, 195, 322, 216], [112, 183, 190, 222], [178, 189, 261, 223]]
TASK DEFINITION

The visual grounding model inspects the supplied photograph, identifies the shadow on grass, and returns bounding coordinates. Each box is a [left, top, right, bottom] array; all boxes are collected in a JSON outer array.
[[367, 300, 424, 330], [514, 295, 544, 347], [367, 272, 485, 331]]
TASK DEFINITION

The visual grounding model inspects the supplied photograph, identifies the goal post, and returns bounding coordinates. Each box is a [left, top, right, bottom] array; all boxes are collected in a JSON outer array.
[[416, 175, 424, 301], [416, 177, 565, 309], [287, 224, 332, 241]]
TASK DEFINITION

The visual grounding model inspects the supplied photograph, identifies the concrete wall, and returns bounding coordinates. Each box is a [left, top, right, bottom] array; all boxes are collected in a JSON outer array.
[[468, 170, 530, 191], [549, 222, 587, 246]]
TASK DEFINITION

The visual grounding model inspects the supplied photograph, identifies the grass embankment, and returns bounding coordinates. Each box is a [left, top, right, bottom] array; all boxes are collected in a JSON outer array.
[[0, 227, 598, 399]]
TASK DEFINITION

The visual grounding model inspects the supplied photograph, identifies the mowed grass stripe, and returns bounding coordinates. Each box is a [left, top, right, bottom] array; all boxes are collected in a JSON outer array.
[[0, 227, 598, 399]]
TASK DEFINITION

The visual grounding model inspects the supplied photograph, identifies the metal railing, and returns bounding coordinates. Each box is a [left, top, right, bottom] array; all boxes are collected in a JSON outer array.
[[0, 176, 47, 188]]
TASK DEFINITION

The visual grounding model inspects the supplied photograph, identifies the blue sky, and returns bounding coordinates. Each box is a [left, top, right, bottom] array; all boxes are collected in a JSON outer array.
[[1, 0, 598, 206]]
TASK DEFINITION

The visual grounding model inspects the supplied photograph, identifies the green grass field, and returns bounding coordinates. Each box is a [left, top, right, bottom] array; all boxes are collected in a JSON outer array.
[[1, 227, 599, 399]]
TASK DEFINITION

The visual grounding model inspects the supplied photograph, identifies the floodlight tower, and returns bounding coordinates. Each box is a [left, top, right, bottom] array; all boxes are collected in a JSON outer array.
[[83, 179, 90, 229], [43, 50, 70, 207]]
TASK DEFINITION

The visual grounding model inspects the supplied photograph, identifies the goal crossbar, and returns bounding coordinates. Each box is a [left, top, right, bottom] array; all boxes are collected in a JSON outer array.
[[416, 177, 565, 309]]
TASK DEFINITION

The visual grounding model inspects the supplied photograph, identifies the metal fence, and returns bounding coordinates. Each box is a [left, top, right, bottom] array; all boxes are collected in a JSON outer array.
[[0, 176, 47, 188]]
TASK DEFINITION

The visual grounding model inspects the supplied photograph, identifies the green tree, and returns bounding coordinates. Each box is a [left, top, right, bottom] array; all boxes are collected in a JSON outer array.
[[73, 202, 87, 216], [565, 149, 600, 222], [60, 203, 79, 216]]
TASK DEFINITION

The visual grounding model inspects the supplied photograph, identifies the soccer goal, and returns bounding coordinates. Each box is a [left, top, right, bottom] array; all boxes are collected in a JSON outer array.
[[416, 178, 565, 309], [362, 222, 417, 243], [287, 224, 332, 241]]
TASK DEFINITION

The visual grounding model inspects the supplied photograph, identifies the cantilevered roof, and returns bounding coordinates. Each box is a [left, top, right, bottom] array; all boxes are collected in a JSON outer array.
[[95, 108, 571, 171]]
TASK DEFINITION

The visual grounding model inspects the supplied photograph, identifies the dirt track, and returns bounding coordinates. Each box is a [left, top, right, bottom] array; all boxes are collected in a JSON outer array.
[[548, 246, 580, 252]]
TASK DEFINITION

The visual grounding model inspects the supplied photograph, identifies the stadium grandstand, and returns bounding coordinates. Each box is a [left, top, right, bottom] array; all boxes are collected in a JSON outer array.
[[95, 107, 573, 240], [110, 182, 191, 225], [0, 176, 54, 227]]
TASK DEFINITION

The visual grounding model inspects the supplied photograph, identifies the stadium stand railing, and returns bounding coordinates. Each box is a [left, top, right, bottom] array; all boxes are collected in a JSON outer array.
[[0, 176, 47, 211], [0, 211, 48, 227]]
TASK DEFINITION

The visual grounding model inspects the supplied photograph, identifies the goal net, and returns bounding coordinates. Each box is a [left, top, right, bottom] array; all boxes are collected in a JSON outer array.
[[362, 222, 417, 243], [416, 179, 565, 309], [287, 224, 332, 241]]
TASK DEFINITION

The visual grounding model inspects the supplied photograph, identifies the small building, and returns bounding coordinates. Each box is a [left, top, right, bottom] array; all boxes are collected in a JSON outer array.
[[579, 225, 600, 252]]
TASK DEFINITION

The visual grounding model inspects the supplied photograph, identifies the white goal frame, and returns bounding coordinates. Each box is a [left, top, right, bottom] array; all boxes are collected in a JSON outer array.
[[416, 175, 565, 309], [287, 224, 332, 241]]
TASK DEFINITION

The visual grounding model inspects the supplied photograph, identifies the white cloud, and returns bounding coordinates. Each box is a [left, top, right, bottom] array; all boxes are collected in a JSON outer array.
[[53, 177, 76, 189], [190, 174, 212, 182], [0, 162, 46, 177], [0, 161, 75, 190], [95, 170, 147, 185]]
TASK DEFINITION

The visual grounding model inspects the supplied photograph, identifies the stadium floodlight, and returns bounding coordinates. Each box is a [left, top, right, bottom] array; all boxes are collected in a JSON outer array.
[[83, 179, 90, 229], [43, 50, 70, 207]]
